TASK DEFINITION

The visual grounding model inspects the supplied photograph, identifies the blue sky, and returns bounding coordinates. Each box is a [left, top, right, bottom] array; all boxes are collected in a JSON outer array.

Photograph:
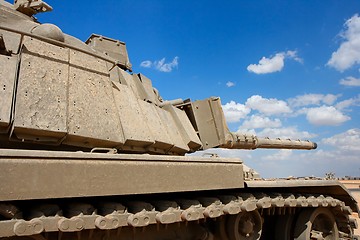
[[32, 0, 360, 178]]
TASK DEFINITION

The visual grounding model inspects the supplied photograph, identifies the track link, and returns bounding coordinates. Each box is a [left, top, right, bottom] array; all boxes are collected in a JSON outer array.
[[0, 193, 357, 239]]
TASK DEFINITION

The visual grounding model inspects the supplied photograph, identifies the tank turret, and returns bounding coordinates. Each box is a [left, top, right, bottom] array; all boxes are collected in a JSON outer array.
[[0, 2, 316, 155]]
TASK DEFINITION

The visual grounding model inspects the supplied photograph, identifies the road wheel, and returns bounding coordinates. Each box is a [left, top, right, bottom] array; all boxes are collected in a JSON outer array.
[[226, 210, 262, 240], [294, 208, 338, 240]]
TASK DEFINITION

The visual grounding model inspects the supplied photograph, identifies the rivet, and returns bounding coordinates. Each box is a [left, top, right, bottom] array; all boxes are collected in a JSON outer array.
[[112, 218, 119, 227], [99, 219, 106, 227], [33, 222, 44, 234], [75, 220, 84, 230], [59, 220, 69, 230]]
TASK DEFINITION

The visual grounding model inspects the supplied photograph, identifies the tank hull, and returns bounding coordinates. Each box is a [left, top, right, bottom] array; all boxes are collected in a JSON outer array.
[[0, 149, 244, 201]]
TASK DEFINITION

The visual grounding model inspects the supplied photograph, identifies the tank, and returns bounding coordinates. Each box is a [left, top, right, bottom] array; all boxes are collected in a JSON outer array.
[[0, 1, 358, 239]]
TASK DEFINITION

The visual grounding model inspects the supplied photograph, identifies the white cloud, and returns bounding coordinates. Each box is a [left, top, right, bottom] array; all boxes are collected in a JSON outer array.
[[140, 57, 179, 72], [140, 60, 152, 68], [241, 115, 282, 129], [339, 76, 360, 86], [268, 147, 360, 178], [322, 128, 360, 151], [236, 128, 257, 136], [256, 127, 316, 139], [288, 93, 340, 107], [262, 149, 293, 161], [245, 95, 292, 116], [327, 14, 360, 71], [222, 101, 251, 123], [226, 81, 235, 87], [286, 50, 303, 63], [247, 53, 285, 74], [335, 95, 360, 110], [247, 50, 302, 74], [155, 57, 179, 72], [306, 106, 350, 126]]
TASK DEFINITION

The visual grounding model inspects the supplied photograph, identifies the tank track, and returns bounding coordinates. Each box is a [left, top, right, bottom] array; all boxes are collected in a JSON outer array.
[[0, 192, 357, 239]]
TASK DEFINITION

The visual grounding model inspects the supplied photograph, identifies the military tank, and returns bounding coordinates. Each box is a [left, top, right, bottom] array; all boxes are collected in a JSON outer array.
[[0, 1, 358, 239]]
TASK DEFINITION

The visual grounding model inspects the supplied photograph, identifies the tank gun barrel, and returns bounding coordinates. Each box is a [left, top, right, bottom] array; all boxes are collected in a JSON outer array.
[[221, 133, 317, 150]]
